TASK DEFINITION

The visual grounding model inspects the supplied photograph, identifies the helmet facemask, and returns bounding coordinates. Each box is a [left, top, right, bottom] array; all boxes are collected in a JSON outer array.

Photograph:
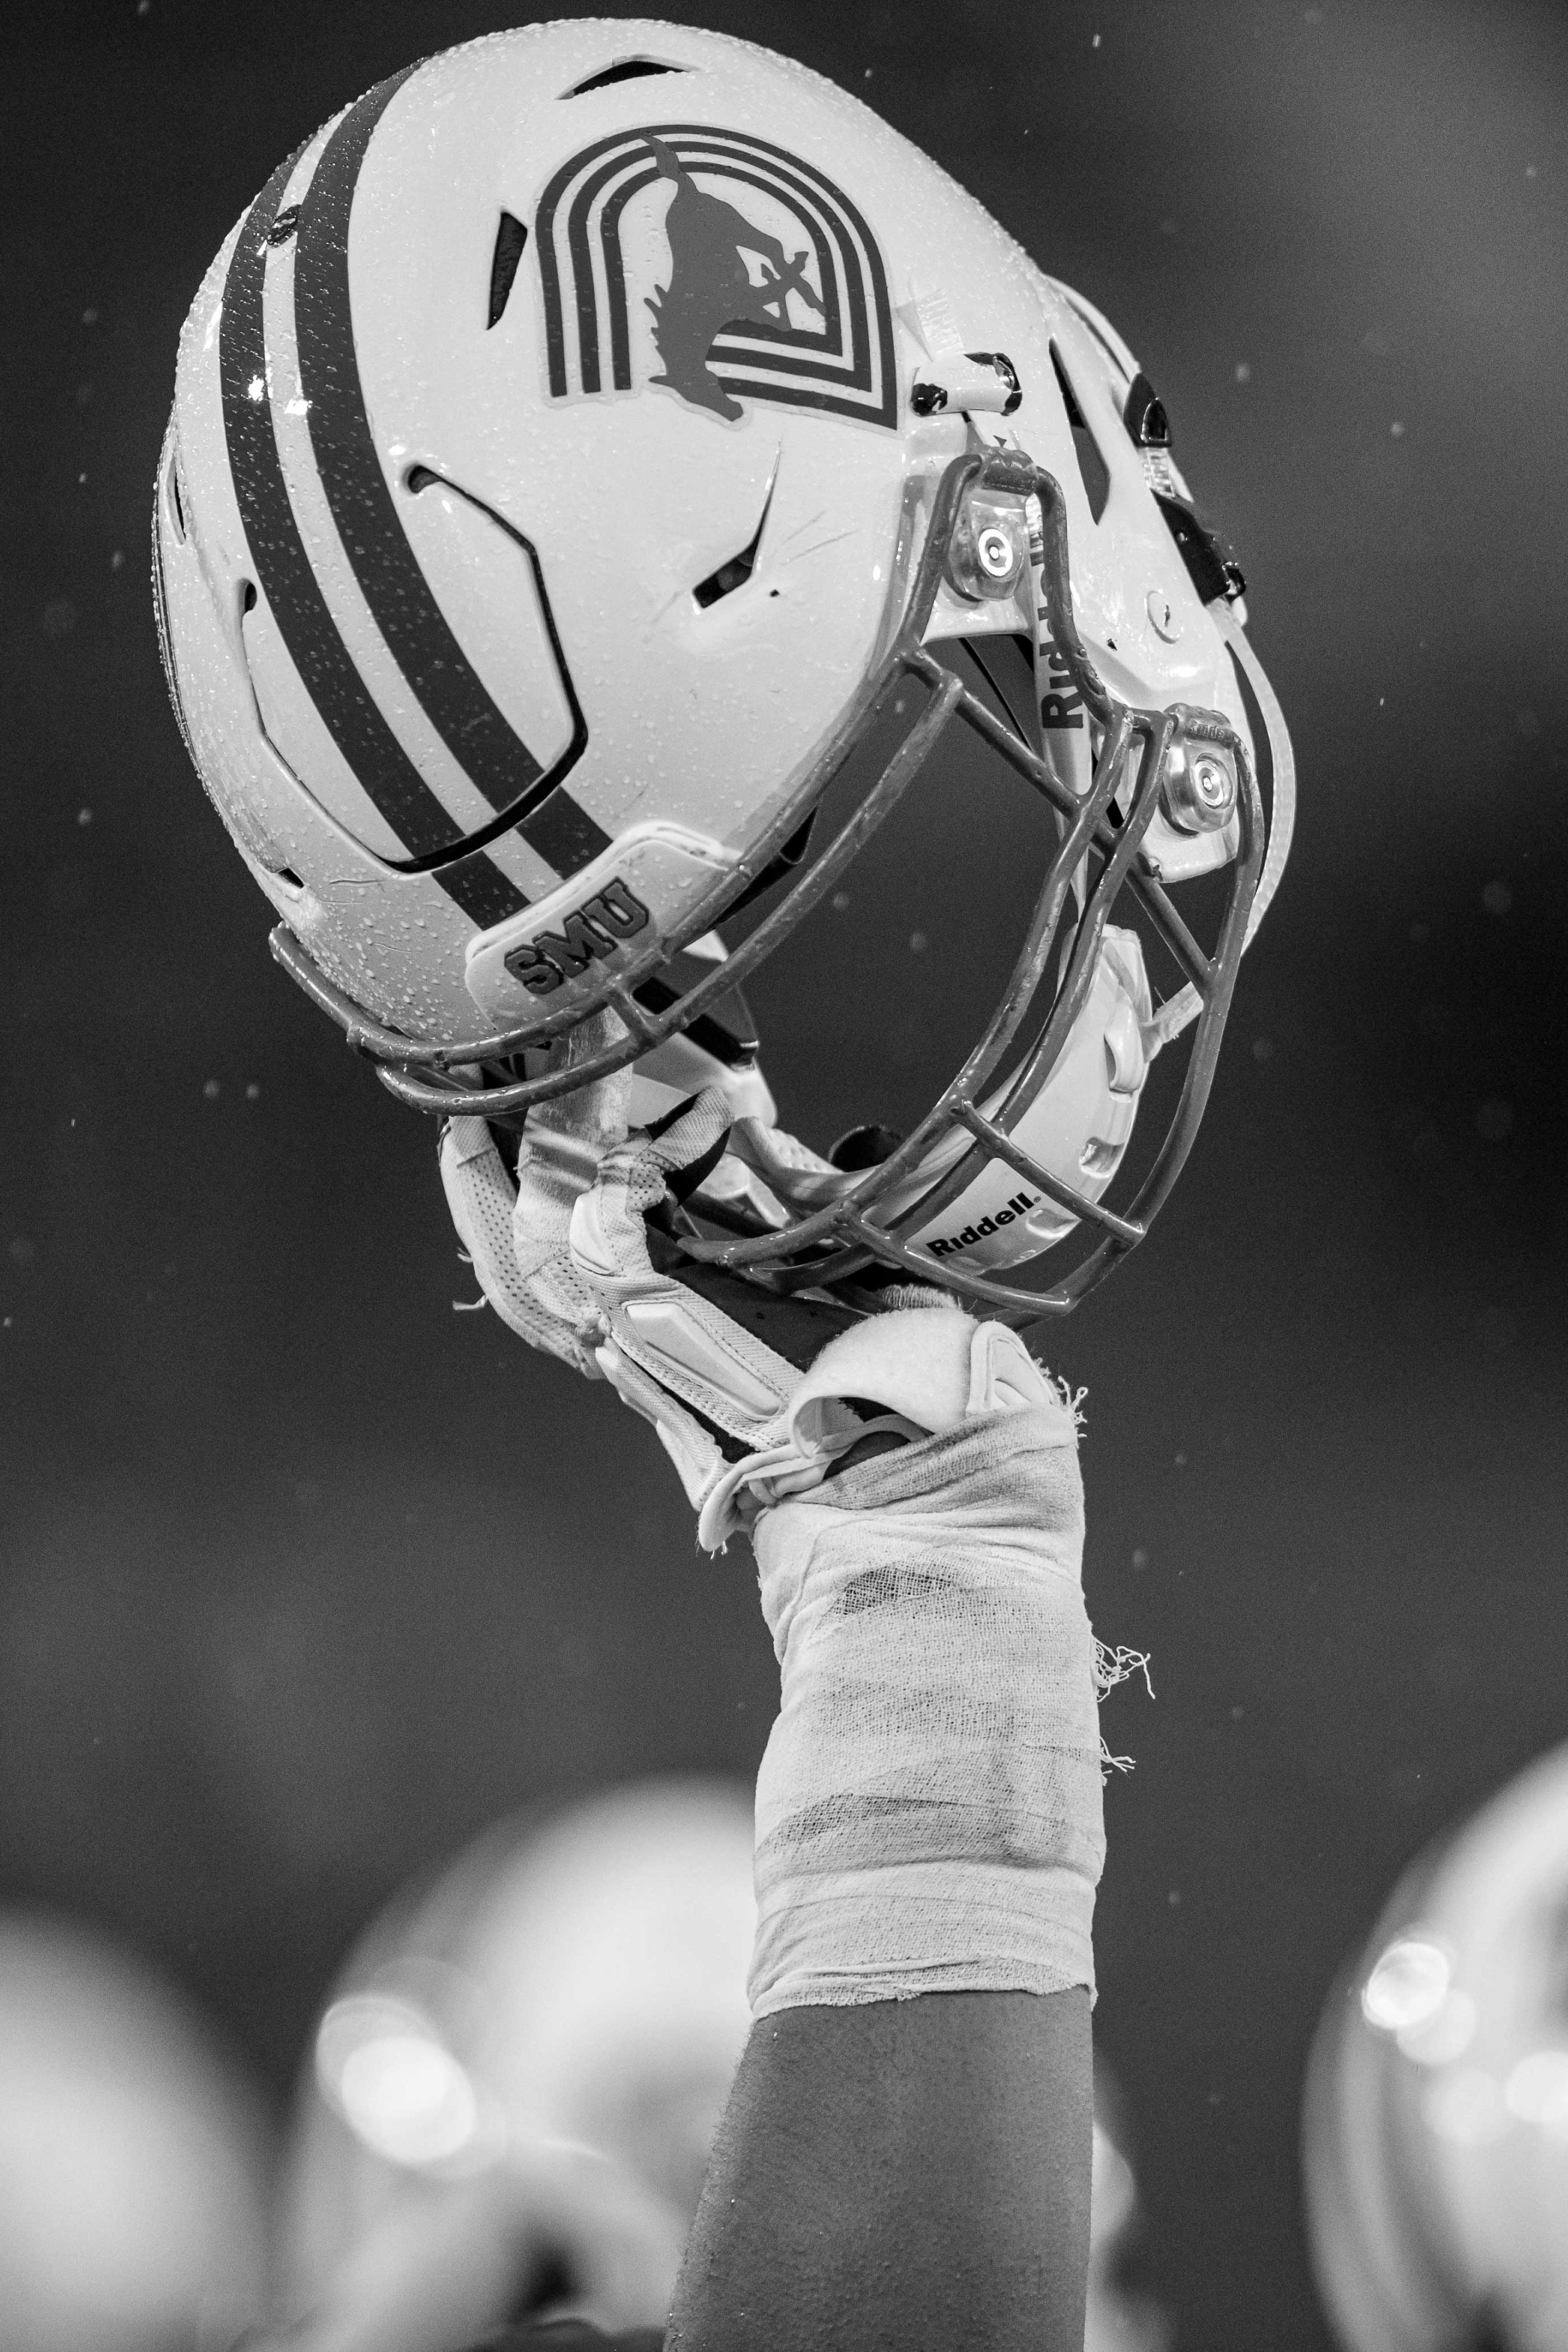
[[276, 444, 1279, 1324]]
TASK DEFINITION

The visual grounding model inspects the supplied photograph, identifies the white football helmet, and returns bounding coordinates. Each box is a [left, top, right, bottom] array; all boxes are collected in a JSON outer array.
[[276, 1787, 1158, 2347], [0, 1912, 270, 2351], [154, 19, 1293, 1319], [1304, 1746, 1568, 2352], [278, 1781, 756, 2335]]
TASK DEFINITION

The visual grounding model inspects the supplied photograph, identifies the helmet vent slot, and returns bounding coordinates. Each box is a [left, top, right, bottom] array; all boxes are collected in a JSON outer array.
[[486, 211, 529, 329], [165, 452, 187, 543], [1049, 344, 1110, 524], [564, 59, 687, 96], [1122, 371, 1170, 448], [692, 479, 774, 610], [693, 545, 757, 610]]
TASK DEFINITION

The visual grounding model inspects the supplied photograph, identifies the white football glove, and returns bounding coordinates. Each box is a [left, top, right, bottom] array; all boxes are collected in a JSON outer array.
[[436, 1014, 634, 1378], [439, 1050, 1056, 1549]]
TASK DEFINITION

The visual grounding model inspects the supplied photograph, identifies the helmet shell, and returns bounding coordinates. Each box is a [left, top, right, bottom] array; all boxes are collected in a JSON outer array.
[[279, 1779, 756, 2311], [157, 18, 1259, 1048], [0, 1912, 268, 2350], [1305, 1744, 1568, 2352]]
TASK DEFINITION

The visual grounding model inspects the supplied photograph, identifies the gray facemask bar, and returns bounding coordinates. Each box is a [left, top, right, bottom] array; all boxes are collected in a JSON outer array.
[[272, 447, 1266, 1324]]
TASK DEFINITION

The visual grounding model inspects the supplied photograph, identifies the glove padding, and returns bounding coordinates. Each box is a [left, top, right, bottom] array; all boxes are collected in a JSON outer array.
[[440, 1076, 1054, 1548], [439, 1016, 632, 1379]]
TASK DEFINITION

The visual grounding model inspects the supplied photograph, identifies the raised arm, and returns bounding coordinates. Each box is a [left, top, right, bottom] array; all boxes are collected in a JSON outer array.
[[444, 1094, 1106, 2349], [672, 1988, 1091, 2351]]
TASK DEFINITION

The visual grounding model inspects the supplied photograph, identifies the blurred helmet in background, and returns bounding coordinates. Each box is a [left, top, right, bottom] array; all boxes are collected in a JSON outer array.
[[0, 1910, 270, 2352], [277, 1778, 756, 2329], [1088, 2055, 1170, 2352], [275, 1776, 1166, 2347], [1304, 1743, 1568, 2352]]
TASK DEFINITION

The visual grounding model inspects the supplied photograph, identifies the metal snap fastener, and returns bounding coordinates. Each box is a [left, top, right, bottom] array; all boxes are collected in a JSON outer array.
[[1191, 756, 1231, 812], [1160, 740, 1237, 834], [977, 526, 1018, 580]]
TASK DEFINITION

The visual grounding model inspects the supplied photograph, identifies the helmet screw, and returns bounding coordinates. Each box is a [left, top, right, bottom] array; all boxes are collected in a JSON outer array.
[[976, 525, 1018, 581], [1161, 742, 1236, 832]]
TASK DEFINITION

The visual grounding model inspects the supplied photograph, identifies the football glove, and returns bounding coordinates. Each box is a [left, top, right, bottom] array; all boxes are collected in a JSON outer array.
[[439, 1064, 1055, 1549]]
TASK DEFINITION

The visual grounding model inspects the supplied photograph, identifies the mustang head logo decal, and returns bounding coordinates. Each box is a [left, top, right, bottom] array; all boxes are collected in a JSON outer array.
[[642, 136, 824, 419], [534, 125, 897, 431]]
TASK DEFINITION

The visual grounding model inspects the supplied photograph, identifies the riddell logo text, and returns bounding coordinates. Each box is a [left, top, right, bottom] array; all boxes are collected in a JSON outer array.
[[504, 877, 651, 997], [926, 1191, 1039, 1257]]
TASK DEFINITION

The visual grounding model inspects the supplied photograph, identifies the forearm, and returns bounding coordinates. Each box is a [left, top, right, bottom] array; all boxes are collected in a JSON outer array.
[[669, 1989, 1092, 2352], [664, 1374, 1104, 2347], [441, 1121, 1108, 2352]]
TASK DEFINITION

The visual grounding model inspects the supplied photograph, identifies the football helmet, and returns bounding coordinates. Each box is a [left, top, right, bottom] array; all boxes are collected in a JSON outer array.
[[279, 1782, 756, 2331], [0, 1911, 269, 2351], [154, 19, 1293, 1320], [1304, 1745, 1568, 2352]]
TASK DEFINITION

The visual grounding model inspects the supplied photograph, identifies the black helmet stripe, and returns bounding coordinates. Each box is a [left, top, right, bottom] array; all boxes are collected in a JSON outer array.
[[293, 74, 610, 873], [219, 140, 527, 928]]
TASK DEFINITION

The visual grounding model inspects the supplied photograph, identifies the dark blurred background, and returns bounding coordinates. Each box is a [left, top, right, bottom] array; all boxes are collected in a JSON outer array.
[[2, 2, 1565, 2344]]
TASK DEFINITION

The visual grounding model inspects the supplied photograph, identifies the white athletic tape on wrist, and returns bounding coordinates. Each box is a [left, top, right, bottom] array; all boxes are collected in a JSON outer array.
[[695, 1306, 1058, 1549], [747, 1396, 1104, 2014]]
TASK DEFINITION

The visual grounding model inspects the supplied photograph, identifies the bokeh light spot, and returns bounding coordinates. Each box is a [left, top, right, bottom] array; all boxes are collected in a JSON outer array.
[[1504, 2049, 1568, 2130], [1397, 1987, 1476, 2066], [1361, 1936, 1449, 2032], [337, 2032, 477, 2166], [1422, 2069, 1508, 2147]]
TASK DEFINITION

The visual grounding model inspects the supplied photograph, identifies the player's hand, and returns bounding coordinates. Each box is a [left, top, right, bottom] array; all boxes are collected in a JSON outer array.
[[439, 1014, 634, 1379], [442, 1063, 883, 1545], [440, 1055, 1052, 1547], [446, 1061, 1118, 2347]]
